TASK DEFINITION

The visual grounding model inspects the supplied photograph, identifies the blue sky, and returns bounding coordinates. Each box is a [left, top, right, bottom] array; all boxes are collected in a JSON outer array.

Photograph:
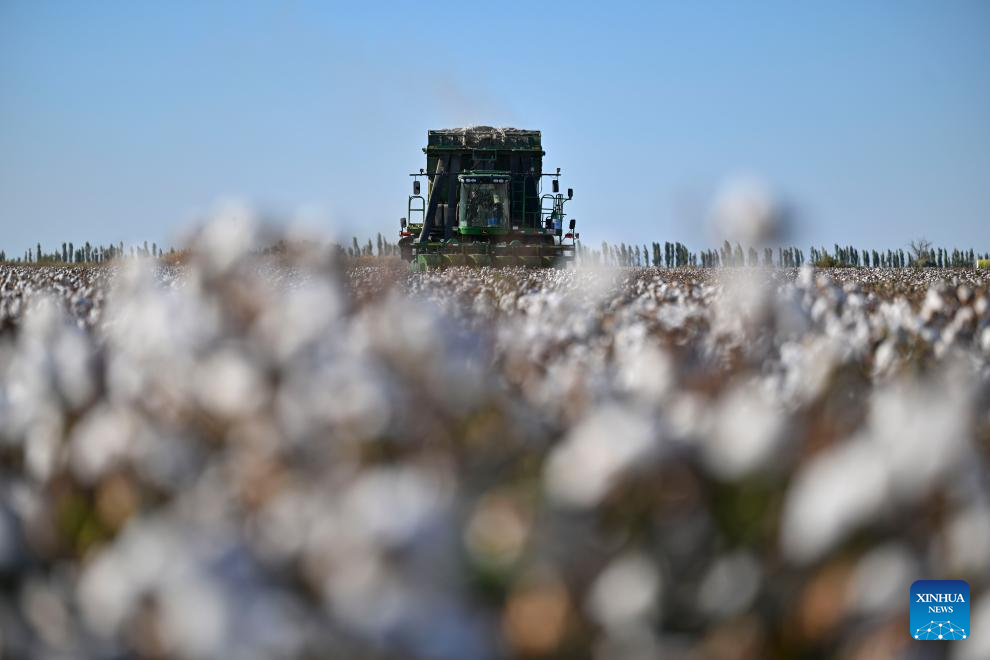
[[1, 1, 988, 256]]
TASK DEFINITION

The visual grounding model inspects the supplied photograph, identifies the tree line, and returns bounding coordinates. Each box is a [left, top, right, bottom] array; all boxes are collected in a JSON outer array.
[[2, 235, 986, 268], [0, 235, 402, 264], [577, 239, 988, 269], [0, 241, 172, 264]]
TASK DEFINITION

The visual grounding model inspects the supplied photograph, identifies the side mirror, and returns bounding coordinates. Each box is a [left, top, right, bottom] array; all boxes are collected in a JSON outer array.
[[567, 188, 573, 199], [401, 217, 407, 228], [413, 180, 421, 195], [552, 179, 559, 193], [569, 219, 576, 230]]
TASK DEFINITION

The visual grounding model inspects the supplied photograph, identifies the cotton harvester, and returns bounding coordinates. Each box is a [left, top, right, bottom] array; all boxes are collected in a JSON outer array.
[[398, 127, 579, 269]]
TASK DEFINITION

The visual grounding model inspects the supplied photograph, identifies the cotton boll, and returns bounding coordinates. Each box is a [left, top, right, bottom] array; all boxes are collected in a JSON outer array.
[[21, 576, 72, 650], [873, 339, 899, 378], [322, 551, 411, 640], [254, 280, 342, 361], [194, 349, 267, 419], [69, 404, 137, 485], [190, 202, 262, 276], [709, 177, 790, 245], [697, 551, 761, 618], [615, 342, 674, 405], [779, 337, 839, 404], [939, 503, 990, 577], [847, 544, 917, 616], [586, 553, 661, 633], [78, 545, 137, 637], [921, 287, 946, 323], [24, 409, 62, 481], [159, 578, 229, 660], [866, 378, 970, 501], [343, 466, 450, 549], [952, 594, 990, 660], [50, 324, 98, 410], [545, 406, 659, 509], [780, 439, 891, 564], [703, 383, 786, 480]]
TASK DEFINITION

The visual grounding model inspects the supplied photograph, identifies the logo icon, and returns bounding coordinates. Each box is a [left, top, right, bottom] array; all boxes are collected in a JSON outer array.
[[911, 580, 970, 641]]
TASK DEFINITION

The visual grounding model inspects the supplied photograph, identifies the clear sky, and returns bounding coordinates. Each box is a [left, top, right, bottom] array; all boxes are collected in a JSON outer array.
[[1, 1, 988, 256]]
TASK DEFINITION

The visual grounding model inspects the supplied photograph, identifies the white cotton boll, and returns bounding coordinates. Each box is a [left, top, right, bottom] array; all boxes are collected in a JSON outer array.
[[952, 595, 990, 660], [545, 406, 659, 509], [703, 383, 786, 480], [709, 177, 789, 245], [69, 404, 135, 484], [780, 439, 891, 564], [284, 358, 391, 440], [953, 306, 975, 329], [810, 297, 831, 324], [616, 343, 673, 404], [24, 410, 62, 481], [194, 349, 267, 419], [343, 467, 449, 549], [710, 270, 773, 347], [159, 578, 229, 660], [774, 295, 810, 341], [360, 294, 442, 364], [873, 339, 899, 378], [323, 551, 410, 638], [666, 392, 711, 441], [867, 380, 970, 501], [586, 553, 661, 633], [847, 544, 917, 615], [255, 280, 341, 361], [780, 338, 838, 404], [21, 577, 71, 649], [697, 551, 760, 618], [593, 625, 661, 660], [921, 287, 945, 322], [20, 294, 63, 343], [51, 325, 97, 409], [78, 549, 134, 636], [940, 504, 990, 577], [79, 518, 231, 654], [193, 202, 261, 275]]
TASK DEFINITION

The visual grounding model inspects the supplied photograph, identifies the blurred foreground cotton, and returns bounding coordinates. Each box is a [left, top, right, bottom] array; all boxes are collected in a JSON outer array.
[[0, 219, 989, 659]]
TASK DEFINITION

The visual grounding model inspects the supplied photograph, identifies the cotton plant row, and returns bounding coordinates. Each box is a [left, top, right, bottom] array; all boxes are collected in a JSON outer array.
[[1, 223, 989, 659]]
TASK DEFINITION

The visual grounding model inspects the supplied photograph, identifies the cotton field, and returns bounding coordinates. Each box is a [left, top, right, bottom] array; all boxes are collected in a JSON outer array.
[[1, 225, 989, 660]]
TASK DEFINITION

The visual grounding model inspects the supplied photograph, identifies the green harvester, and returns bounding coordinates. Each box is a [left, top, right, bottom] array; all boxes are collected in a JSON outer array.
[[399, 127, 579, 270]]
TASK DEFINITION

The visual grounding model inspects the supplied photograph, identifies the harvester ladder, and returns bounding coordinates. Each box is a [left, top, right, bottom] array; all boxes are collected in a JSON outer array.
[[510, 176, 526, 228], [408, 194, 425, 224], [541, 193, 565, 228]]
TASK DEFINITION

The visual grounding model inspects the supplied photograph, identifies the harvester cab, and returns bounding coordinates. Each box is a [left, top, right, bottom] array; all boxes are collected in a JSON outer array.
[[399, 127, 578, 269]]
